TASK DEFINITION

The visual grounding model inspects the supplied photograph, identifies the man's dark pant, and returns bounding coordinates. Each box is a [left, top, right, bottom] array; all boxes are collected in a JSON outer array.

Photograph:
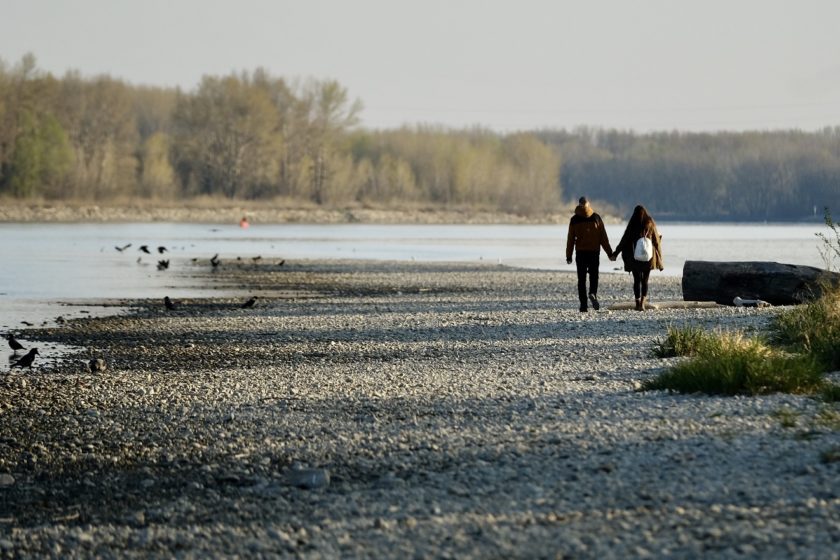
[[575, 250, 599, 308]]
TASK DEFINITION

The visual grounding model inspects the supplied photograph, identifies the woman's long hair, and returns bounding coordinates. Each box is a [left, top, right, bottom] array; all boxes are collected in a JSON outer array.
[[622, 205, 654, 240]]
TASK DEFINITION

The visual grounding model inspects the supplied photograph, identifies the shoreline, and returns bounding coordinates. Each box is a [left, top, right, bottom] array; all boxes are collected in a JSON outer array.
[[2, 260, 838, 557], [0, 201, 582, 225], [0, 200, 826, 226]]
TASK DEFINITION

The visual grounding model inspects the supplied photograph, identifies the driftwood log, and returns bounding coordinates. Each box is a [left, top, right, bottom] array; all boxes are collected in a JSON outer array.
[[608, 300, 721, 311], [682, 260, 840, 306]]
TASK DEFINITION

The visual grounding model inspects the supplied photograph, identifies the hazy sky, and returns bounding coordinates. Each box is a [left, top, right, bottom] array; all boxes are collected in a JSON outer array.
[[3, 0, 840, 132]]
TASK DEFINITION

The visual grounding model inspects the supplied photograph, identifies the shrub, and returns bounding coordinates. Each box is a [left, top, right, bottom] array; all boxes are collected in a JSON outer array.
[[651, 324, 708, 358], [769, 285, 840, 371], [642, 332, 824, 396], [816, 207, 840, 272]]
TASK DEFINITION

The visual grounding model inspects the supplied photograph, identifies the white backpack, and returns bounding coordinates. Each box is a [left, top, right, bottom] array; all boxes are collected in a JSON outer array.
[[634, 236, 654, 261]]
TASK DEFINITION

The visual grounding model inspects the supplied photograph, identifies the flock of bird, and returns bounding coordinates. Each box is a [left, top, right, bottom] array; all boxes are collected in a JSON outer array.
[[4, 243, 280, 372], [116, 243, 171, 270], [113, 243, 275, 314]]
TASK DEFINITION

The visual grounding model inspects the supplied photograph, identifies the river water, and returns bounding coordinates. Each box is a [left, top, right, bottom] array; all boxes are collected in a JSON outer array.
[[0, 221, 831, 335]]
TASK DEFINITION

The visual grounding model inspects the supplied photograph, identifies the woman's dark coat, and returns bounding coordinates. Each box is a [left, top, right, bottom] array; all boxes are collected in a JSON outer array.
[[614, 219, 664, 272]]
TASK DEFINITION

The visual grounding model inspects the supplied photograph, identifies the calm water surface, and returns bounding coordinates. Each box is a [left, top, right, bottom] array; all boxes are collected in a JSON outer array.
[[0, 221, 829, 332]]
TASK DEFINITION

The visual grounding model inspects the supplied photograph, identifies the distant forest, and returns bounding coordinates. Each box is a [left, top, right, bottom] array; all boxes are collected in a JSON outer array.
[[2, 54, 839, 220]]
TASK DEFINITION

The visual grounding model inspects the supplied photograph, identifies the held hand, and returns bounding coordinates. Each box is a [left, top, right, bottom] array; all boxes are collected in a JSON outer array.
[[566, 258, 572, 265]]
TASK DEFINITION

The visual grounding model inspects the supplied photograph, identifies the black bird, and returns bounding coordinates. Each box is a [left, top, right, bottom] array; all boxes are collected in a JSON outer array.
[[164, 296, 176, 310], [210, 254, 220, 268], [157, 246, 168, 254], [278, 259, 285, 266], [12, 348, 38, 369], [157, 259, 170, 271], [252, 255, 262, 262], [6, 334, 24, 355], [241, 296, 257, 309], [139, 245, 151, 254], [115, 243, 132, 252]]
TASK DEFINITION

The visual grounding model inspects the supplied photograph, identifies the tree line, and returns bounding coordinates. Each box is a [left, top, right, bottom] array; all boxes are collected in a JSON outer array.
[[542, 128, 840, 220], [1, 54, 838, 220]]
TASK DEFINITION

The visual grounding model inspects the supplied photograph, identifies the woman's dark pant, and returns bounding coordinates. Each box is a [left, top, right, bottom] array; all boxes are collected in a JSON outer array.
[[632, 262, 652, 299], [575, 251, 600, 307]]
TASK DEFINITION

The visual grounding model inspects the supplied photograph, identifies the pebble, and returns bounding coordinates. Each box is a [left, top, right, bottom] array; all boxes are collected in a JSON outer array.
[[285, 468, 330, 490]]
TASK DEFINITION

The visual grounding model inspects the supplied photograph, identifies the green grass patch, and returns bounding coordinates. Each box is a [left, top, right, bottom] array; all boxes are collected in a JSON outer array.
[[769, 285, 840, 371], [651, 324, 709, 358], [814, 407, 840, 431], [772, 408, 799, 428], [642, 332, 824, 396]]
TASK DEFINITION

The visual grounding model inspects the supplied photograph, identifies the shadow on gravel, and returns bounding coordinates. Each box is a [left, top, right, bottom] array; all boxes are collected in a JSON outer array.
[[25, 296, 684, 375], [2, 388, 831, 538]]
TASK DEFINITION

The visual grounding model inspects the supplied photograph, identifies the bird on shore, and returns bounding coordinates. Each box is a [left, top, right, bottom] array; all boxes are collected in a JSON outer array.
[[210, 254, 220, 268], [6, 334, 24, 355], [157, 246, 168, 254], [164, 296, 176, 310], [115, 243, 132, 252], [139, 245, 151, 254], [11, 348, 38, 369], [241, 296, 257, 309], [252, 255, 262, 262], [157, 259, 170, 271], [278, 259, 285, 267]]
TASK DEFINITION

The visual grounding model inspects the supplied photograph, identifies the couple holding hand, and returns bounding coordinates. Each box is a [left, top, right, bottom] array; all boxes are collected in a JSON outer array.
[[566, 197, 664, 312]]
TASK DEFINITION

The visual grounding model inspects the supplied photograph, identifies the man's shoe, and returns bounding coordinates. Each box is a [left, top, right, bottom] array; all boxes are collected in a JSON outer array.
[[635, 298, 642, 311], [579, 305, 588, 313], [588, 294, 600, 311]]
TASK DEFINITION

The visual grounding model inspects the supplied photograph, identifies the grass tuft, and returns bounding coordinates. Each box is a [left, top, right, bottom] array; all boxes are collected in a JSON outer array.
[[651, 325, 708, 358], [642, 332, 824, 396], [772, 408, 799, 428], [769, 284, 840, 371]]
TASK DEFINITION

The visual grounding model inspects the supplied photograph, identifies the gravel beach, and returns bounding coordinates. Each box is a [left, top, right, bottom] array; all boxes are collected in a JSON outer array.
[[1, 260, 838, 558]]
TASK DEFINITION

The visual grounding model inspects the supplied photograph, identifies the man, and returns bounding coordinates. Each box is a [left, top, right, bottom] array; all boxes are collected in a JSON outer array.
[[566, 197, 613, 312]]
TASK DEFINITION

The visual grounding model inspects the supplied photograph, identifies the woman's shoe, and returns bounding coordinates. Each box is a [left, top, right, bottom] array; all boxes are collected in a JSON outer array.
[[635, 298, 642, 311], [639, 296, 646, 311]]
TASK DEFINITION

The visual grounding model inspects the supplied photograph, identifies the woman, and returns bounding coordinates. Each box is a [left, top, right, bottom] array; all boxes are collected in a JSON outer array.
[[611, 205, 664, 311]]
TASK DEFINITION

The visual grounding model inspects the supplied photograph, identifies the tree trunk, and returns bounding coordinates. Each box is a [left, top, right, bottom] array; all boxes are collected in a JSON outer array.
[[682, 261, 840, 305]]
